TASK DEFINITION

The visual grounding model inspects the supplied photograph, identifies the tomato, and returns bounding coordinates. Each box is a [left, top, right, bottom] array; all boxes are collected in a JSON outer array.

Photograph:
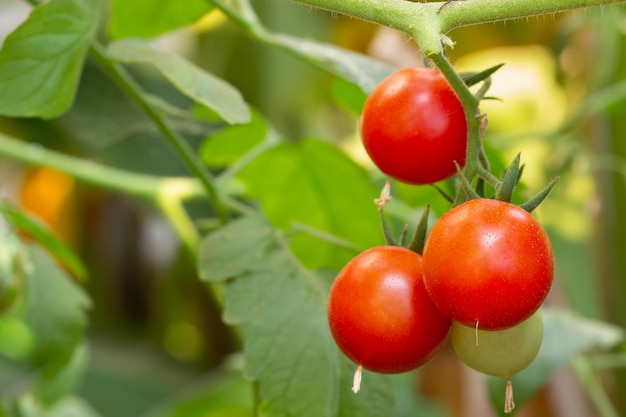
[[451, 309, 543, 379], [360, 67, 467, 185], [327, 246, 451, 375], [422, 198, 553, 330]]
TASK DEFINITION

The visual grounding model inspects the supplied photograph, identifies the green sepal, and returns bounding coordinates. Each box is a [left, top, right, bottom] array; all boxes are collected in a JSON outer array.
[[455, 162, 481, 203], [398, 224, 409, 247], [407, 205, 430, 255], [495, 153, 521, 203], [519, 177, 560, 213], [379, 208, 398, 246], [460, 63, 504, 88]]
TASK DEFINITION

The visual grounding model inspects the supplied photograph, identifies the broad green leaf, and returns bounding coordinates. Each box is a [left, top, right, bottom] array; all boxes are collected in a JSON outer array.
[[199, 109, 267, 169], [109, 0, 213, 39], [0, 201, 87, 281], [0, 0, 98, 119], [15, 245, 91, 377], [107, 38, 250, 124], [486, 308, 624, 415], [237, 139, 383, 270], [211, 0, 394, 93], [198, 215, 395, 417]]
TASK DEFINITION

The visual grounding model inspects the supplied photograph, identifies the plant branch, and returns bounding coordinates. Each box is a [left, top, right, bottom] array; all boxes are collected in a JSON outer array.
[[88, 42, 230, 224]]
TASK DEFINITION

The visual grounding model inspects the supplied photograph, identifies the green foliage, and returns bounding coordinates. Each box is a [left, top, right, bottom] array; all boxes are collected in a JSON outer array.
[[198, 215, 395, 417], [0, 0, 98, 119], [0, 0, 625, 416], [109, 0, 213, 39], [0, 202, 87, 281], [199, 109, 267, 169], [237, 139, 383, 270], [107, 38, 250, 125]]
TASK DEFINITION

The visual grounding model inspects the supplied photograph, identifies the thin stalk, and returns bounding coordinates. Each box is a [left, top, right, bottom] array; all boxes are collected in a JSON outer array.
[[429, 53, 499, 201], [571, 357, 620, 417], [88, 42, 230, 224]]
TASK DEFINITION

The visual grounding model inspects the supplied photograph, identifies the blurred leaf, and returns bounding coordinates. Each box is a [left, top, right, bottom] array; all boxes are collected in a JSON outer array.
[[330, 78, 367, 116], [200, 109, 267, 169], [0, 0, 98, 119], [13, 245, 91, 378], [487, 308, 625, 416], [7, 395, 102, 417], [154, 369, 253, 417], [198, 215, 395, 417], [37, 343, 88, 407], [107, 38, 250, 125], [0, 202, 87, 282], [237, 139, 382, 270], [212, 0, 394, 93], [109, 0, 213, 39]]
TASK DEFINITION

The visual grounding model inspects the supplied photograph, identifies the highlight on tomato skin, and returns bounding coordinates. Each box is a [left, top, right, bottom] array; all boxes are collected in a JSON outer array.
[[421, 198, 554, 331], [327, 246, 451, 376], [359, 67, 468, 185]]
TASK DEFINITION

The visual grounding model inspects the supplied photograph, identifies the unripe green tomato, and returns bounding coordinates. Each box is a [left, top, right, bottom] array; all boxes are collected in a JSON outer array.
[[451, 310, 543, 379]]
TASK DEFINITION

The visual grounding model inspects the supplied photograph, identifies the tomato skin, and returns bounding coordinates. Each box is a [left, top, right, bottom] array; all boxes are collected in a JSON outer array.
[[327, 246, 451, 373], [360, 67, 467, 185], [422, 199, 554, 330]]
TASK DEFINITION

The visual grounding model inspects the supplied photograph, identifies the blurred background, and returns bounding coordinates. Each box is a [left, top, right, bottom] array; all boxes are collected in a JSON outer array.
[[1, 0, 626, 416]]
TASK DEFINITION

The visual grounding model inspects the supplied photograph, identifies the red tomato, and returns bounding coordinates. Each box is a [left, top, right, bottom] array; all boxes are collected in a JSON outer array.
[[327, 246, 450, 374], [360, 67, 467, 185], [422, 199, 554, 330]]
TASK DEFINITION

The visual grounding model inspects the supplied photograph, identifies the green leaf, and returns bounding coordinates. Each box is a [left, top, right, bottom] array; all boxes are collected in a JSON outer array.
[[486, 308, 625, 415], [0, 0, 99, 119], [212, 0, 394, 93], [109, 0, 213, 39], [237, 139, 383, 270], [107, 38, 250, 125], [199, 109, 267, 169], [198, 215, 395, 417], [270, 33, 394, 94], [330, 78, 367, 115], [15, 245, 91, 378], [0, 202, 87, 281]]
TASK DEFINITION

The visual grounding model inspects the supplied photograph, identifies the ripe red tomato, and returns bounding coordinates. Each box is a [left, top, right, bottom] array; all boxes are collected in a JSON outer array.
[[422, 199, 554, 330], [327, 246, 451, 374], [360, 67, 467, 185]]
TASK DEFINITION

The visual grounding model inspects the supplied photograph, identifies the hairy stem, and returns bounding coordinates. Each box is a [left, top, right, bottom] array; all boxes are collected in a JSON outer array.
[[88, 42, 230, 224]]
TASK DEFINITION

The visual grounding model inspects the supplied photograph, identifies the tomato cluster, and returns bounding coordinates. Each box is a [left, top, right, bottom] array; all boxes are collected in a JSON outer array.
[[328, 67, 554, 410]]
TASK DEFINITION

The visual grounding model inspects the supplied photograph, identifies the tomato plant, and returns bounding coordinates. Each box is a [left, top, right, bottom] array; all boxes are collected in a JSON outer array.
[[360, 67, 468, 185], [327, 246, 451, 376], [422, 198, 554, 330], [1, 1, 626, 417]]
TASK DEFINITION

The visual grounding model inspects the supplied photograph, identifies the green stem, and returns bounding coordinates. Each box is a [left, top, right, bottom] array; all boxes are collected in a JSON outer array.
[[292, 0, 626, 45], [0, 131, 205, 253], [88, 42, 230, 224], [429, 53, 498, 201], [571, 357, 620, 417]]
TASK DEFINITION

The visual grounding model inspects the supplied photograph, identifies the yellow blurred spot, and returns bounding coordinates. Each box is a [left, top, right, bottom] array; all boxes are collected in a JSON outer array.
[[164, 320, 204, 362], [193, 9, 227, 33], [20, 167, 76, 245], [455, 45, 568, 134]]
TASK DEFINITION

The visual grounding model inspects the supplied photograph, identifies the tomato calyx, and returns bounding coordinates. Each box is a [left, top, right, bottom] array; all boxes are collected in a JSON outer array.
[[375, 181, 430, 254], [456, 153, 559, 213]]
